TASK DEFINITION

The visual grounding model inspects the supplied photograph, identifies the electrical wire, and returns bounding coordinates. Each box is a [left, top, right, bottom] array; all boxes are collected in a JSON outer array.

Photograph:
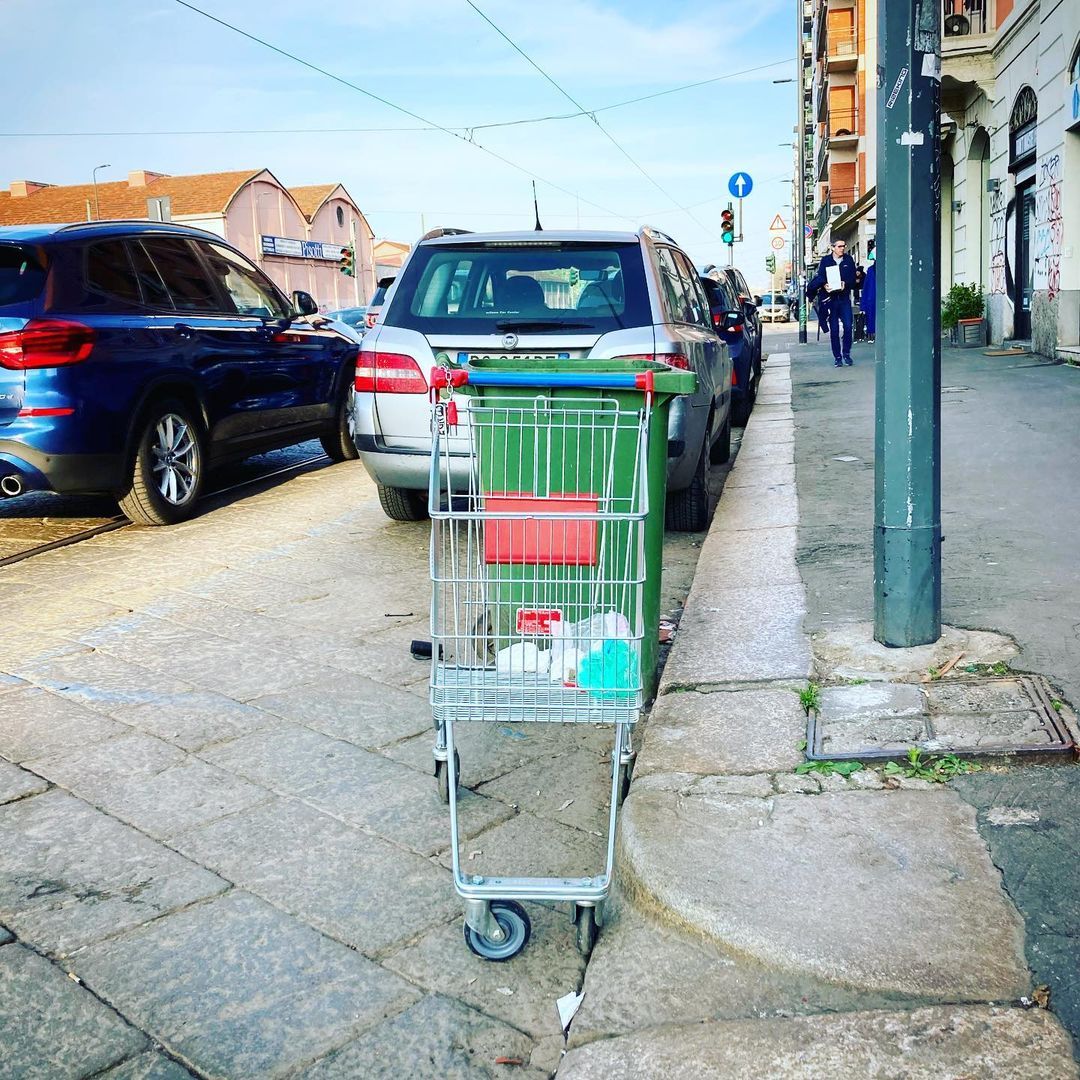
[[0, 60, 793, 140], [169, 0, 637, 225], [461, 0, 721, 241]]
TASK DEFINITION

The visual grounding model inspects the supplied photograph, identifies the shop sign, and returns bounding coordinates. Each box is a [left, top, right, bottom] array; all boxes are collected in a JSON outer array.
[[260, 235, 345, 261]]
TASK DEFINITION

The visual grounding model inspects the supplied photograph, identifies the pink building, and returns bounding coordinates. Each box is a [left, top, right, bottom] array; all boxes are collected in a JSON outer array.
[[0, 168, 376, 311]]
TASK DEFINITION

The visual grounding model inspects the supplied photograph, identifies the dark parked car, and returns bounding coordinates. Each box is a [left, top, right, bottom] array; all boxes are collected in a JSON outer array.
[[703, 264, 762, 387], [0, 221, 360, 525], [700, 274, 758, 425]]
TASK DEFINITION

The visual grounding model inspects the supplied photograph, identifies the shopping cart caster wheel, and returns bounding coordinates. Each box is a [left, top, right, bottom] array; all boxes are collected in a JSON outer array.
[[574, 904, 598, 955], [435, 750, 461, 804], [463, 901, 531, 961]]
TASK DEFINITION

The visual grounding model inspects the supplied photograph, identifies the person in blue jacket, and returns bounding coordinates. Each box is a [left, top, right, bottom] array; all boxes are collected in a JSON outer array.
[[861, 247, 877, 343], [807, 238, 858, 366]]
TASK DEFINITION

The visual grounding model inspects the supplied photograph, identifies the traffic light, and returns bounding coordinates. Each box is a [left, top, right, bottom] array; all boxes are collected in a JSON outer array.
[[338, 245, 354, 276], [766, 254, 777, 273], [721, 205, 735, 246], [568, 267, 579, 286]]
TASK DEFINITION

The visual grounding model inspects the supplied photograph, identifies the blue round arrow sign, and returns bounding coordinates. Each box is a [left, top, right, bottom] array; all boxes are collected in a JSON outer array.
[[727, 172, 753, 198]]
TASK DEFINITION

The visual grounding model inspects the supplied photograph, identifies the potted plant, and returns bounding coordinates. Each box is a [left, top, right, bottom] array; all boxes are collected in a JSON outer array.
[[941, 283, 985, 347]]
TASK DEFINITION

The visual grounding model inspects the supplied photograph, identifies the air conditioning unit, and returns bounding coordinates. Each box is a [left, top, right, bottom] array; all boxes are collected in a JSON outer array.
[[830, 204, 849, 217], [944, 13, 970, 35]]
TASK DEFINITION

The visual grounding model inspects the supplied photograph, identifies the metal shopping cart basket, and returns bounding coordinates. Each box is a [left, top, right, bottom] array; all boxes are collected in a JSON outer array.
[[426, 365, 677, 960]]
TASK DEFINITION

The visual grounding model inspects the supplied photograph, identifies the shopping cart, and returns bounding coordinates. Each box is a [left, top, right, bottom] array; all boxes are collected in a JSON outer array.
[[427, 366, 663, 959]]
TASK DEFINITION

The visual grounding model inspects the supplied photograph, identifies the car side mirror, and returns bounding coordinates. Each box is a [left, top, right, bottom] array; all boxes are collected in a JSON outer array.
[[753, 295, 763, 307], [292, 291, 319, 316]]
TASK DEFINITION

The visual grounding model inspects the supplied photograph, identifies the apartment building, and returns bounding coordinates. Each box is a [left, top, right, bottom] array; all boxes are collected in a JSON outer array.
[[809, 0, 878, 264], [942, 0, 1080, 357]]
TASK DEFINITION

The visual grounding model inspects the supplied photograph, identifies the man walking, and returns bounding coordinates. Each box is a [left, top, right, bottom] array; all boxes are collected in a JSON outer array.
[[807, 239, 858, 366]]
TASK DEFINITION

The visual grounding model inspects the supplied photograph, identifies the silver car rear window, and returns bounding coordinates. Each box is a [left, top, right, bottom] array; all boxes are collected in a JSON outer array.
[[384, 241, 650, 334]]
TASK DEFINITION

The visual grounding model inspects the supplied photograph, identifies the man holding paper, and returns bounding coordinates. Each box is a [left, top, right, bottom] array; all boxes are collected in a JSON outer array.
[[807, 239, 858, 366]]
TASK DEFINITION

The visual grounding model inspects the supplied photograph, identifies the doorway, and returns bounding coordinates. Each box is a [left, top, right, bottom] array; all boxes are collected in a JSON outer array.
[[1013, 182, 1035, 339]]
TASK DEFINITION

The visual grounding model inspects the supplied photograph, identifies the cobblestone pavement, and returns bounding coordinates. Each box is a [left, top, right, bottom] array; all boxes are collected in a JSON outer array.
[[0, 438, 729, 1078], [0, 441, 331, 562]]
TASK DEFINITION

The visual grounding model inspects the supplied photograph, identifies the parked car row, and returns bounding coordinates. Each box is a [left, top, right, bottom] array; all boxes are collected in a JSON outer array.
[[1, 220, 766, 533], [355, 227, 765, 532]]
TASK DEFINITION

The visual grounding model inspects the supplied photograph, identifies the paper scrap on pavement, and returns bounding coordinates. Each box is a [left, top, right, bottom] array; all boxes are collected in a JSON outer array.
[[557, 990, 585, 1030], [496, 986, 515, 996]]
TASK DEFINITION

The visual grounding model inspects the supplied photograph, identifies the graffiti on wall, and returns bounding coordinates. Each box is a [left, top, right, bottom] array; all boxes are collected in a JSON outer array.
[[988, 186, 1008, 295], [1033, 153, 1063, 300]]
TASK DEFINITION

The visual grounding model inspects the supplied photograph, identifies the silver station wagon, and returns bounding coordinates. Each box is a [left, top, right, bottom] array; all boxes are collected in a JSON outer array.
[[354, 227, 733, 531]]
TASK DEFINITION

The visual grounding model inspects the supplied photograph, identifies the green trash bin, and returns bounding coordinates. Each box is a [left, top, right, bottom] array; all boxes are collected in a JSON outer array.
[[441, 358, 694, 700]]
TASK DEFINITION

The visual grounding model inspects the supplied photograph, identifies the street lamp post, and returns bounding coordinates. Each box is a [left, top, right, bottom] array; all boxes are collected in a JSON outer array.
[[92, 164, 111, 220]]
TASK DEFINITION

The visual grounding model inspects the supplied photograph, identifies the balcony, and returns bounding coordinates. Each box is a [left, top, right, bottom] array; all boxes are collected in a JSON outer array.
[[827, 106, 858, 143], [825, 28, 858, 71], [941, 0, 996, 94]]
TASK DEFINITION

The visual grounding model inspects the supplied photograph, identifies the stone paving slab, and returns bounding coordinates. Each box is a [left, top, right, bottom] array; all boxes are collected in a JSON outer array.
[[746, 403, 794, 422], [0, 943, 147, 1079], [97, 1051, 199, 1080], [0, 687, 128, 763], [0, 790, 227, 956], [819, 682, 926, 721], [723, 461, 796, 490], [87, 687, 284, 753], [436, 810, 605, 881], [558, 1005, 1079, 1080], [710, 483, 799, 531], [384, 902, 586, 1040], [569, 889, 910, 1048], [618, 787, 1030, 999], [381, 722, 599, 791], [636, 687, 806, 777], [28, 732, 270, 841], [476, 743, 613, 835], [726, 439, 794, 467], [71, 890, 421, 1080], [200, 725, 513, 856], [250, 673, 432, 750], [171, 797, 458, 957], [0, 759, 48, 804], [691, 524, 802, 588], [304, 994, 547, 1080], [660, 584, 812, 689]]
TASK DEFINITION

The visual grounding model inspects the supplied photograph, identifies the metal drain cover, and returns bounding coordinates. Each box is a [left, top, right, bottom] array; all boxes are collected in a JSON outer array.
[[807, 675, 1074, 761]]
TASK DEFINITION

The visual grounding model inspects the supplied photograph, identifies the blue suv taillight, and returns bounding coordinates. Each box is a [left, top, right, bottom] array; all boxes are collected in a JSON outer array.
[[0, 319, 95, 370]]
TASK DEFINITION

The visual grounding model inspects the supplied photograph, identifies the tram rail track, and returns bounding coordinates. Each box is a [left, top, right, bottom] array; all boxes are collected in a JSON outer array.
[[0, 451, 331, 569]]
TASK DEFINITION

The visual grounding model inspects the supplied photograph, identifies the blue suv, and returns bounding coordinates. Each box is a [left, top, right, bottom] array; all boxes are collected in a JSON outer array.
[[0, 221, 360, 524]]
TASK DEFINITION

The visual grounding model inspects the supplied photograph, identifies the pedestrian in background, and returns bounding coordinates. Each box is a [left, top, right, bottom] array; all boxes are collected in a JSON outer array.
[[807, 239, 858, 367], [862, 248, 877, 343]]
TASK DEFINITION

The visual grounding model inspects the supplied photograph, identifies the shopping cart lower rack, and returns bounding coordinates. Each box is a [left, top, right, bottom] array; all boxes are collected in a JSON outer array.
[[427, 366, 663, 959]]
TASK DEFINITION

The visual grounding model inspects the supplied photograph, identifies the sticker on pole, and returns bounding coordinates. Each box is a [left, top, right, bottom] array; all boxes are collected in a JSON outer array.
[[517, 609, 562, 636]]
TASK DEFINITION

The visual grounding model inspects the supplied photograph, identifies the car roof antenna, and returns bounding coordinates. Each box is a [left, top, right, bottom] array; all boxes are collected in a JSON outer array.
[[532, 181, 543, 231]]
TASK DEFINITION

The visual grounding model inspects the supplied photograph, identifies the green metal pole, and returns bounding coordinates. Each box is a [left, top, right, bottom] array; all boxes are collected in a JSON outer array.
[[874, 0, 942, 646]]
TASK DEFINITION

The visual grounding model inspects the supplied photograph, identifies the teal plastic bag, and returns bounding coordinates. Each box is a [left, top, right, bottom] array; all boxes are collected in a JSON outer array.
[[577, 639, 638, 701]]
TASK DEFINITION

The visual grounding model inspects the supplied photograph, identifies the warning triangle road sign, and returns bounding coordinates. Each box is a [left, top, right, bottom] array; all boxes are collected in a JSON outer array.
[[769, 214, 788, 232]]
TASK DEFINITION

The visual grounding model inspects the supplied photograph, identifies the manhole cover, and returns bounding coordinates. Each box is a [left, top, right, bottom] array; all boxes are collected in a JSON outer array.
[[807, 675, 1074, 761]]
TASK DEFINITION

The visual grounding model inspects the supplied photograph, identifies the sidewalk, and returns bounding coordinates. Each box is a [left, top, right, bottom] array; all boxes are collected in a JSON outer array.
[[557, 341, 1080, 1078]]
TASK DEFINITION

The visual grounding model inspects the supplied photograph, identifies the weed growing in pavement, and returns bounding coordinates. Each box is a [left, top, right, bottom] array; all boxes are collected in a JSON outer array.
[[794, 759, 863, 777], [962, 661, 1011, 677], [1051, 699, 1064, 713], [844, 677, 869, 686], [798, 683, 822, 714], [882, 747, 982, 783]]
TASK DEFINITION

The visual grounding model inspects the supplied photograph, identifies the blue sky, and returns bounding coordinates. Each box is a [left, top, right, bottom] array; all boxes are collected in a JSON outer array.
[[3, 0, 799, 288]]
